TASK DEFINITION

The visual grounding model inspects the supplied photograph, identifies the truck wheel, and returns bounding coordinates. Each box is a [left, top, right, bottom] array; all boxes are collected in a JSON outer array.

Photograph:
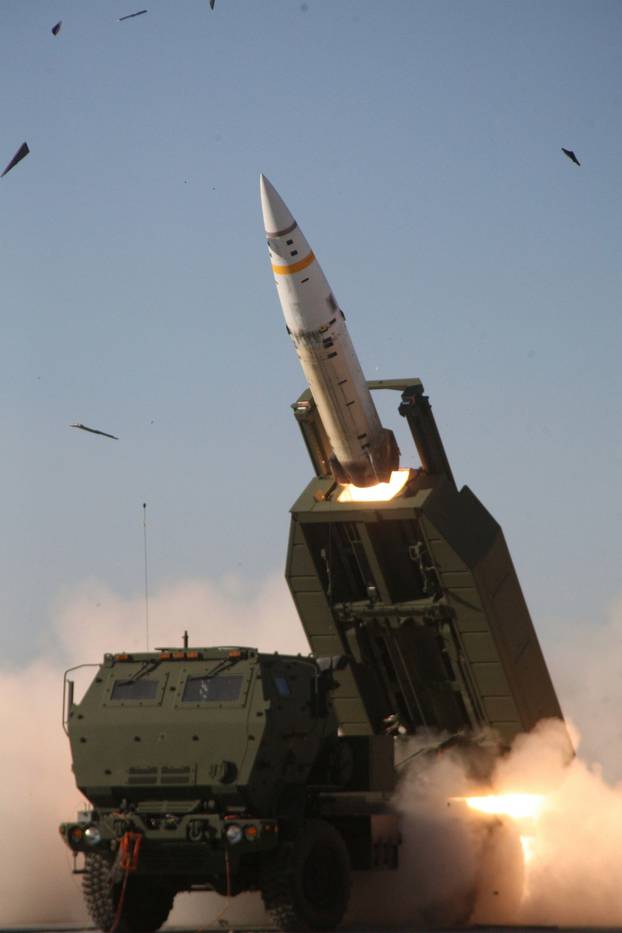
[[261, 819, 351, 932], [83, 853, 175, 933]]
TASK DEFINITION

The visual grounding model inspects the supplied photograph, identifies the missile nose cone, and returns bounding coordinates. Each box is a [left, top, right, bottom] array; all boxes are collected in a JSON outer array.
[[260, 174, 297, 237]]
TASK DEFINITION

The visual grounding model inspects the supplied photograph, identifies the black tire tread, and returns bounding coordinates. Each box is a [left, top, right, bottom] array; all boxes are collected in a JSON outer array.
[[82, 852, 175, 933], [261, 819, 351, 932], [261, 842, 303, 932], [83, 853, 117, 932]]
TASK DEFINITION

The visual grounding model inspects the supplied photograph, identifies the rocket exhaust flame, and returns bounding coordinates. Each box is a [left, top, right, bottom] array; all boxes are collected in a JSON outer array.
[[460, 793, 545, 821], [457, 792, 545, 868], [337, 468, 411, 502]]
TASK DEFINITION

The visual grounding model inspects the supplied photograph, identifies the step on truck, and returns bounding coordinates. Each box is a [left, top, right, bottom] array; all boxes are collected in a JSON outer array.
[[60, 379, 567, 931]]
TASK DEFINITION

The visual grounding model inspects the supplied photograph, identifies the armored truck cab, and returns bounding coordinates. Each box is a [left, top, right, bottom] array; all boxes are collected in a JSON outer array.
[[64, 647, 338, 814], [61, 646, 398, 932]]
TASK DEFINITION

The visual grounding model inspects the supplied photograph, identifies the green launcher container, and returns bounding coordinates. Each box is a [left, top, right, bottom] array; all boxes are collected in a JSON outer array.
[[286, 379, 564, 747]]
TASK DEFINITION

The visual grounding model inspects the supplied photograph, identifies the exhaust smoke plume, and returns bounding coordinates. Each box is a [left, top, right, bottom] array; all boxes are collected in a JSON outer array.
[[3, 580, 622, 926]]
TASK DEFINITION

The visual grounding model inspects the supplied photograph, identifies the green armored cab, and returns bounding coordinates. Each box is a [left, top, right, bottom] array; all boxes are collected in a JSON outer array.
[[61, 645, 373, 931], [60, 380, 565, 932]]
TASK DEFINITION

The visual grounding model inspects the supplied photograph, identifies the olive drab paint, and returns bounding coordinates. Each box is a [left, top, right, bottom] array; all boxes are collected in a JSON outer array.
[[287, 379, 567, 747]]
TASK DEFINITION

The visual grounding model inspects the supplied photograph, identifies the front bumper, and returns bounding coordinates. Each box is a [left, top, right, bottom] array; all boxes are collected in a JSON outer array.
[[59, 812, 280, 876]]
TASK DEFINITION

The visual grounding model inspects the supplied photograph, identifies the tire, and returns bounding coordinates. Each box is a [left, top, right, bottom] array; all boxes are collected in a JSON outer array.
[[261, 819, 351, 932], [83, 853, 175, 933]]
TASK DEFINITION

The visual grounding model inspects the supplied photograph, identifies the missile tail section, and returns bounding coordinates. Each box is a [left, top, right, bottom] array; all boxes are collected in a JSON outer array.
[[286, 379, 564, 747]]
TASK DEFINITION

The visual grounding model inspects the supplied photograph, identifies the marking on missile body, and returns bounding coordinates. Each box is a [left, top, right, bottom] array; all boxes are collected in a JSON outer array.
[[70, 423, 119, 440], [318, 317, 336, 334], [119, 9, 148, 21], [265, 220, 297, 238], [2, 142, 29, 178], [561, 147, 581, 166], [51, 20, 62, 35], [272, 251, 315, 275]]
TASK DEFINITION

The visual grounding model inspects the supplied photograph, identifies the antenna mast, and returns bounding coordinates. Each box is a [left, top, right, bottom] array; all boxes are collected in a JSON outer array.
[[143, 502, 150, 650]]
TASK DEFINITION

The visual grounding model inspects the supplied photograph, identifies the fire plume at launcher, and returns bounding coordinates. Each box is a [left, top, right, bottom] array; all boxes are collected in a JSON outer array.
[[459, 793, 545, 865], [337, 469, 410, 502], [462, 793, 545, 822]]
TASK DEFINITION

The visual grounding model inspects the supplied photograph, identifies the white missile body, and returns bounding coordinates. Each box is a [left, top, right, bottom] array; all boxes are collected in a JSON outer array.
[[260, 175, 399, 487]]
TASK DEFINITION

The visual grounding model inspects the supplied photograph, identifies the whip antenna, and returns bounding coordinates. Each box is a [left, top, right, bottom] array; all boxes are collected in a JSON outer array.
[[143, 502, 150, 649]]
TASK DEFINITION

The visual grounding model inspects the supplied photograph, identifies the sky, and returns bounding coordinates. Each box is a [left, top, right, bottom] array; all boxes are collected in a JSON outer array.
[[1, 2, 622, 925], [0, 0, 620, 679]]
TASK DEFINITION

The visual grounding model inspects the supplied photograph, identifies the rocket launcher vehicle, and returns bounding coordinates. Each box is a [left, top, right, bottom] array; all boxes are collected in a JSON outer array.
[[55, 181, 570, 933], [260, 175, 399, 488]]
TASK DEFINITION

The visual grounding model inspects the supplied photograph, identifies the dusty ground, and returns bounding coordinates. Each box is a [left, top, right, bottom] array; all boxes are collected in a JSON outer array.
[[4, 926, 622, 932]]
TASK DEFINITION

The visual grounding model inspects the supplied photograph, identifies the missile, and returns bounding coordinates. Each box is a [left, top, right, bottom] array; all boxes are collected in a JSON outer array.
[[260, 175, 399, 487]]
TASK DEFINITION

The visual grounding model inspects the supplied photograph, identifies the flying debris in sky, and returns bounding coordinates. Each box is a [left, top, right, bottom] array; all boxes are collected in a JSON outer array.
[[210, 0, 216, 8], [51, 20, 62, 36], [70, 423, 119, 440], [118, 9, 148, 21], [1, 142, 29, 178], [561, 147, 581, 166]]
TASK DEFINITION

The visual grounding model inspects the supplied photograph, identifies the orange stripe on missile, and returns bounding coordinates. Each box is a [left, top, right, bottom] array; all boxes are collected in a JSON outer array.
[[272, 251, 315, 276]]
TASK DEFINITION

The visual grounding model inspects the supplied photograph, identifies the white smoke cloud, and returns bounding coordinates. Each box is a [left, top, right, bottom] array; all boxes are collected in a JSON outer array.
[[543, 595, 622, 782], [496, 719, 622, 927], [346, 715, 622, 929], [51, 572, 307, 664], [0, 660, 88, 924]]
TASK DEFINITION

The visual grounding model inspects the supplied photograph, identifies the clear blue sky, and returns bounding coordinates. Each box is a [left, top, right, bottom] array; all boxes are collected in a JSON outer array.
[[0, 1, 620, 665]]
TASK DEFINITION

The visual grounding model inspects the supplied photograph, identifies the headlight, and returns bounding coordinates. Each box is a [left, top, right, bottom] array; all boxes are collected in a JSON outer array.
[[84, 826, 102, 846], [225, 824, 243, 845]]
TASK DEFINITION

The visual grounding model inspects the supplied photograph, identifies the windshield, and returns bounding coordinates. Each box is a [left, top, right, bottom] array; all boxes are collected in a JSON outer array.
[[182, 674, 243, 703], [111, 679, 159, 701]]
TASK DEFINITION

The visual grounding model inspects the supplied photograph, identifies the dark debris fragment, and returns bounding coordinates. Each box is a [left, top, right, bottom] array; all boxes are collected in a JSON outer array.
[[118, 9, 148, 21], [1, 142, 30, 178], [70, 423, 119, 440], [561, 147, 581, 166]]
